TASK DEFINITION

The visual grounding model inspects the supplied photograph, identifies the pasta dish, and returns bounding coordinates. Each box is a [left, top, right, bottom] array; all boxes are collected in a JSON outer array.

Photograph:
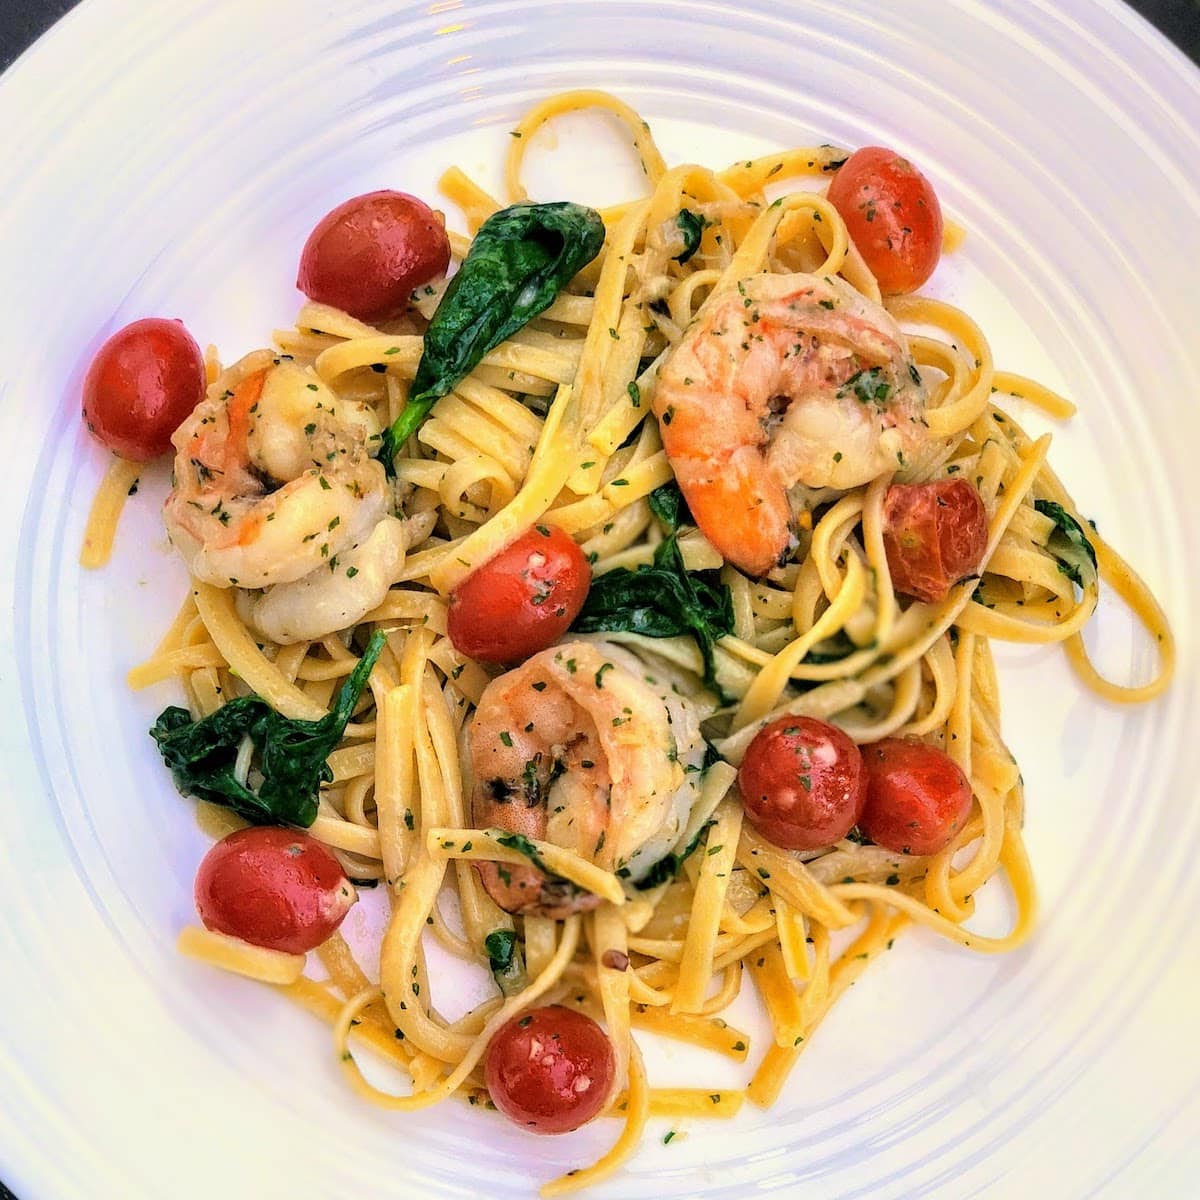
[[80, 90, 1174, 1193]]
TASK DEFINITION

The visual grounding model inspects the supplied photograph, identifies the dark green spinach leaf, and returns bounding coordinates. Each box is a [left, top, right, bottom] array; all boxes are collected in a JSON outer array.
[[379, 201, 605, 467], [1034, 499, 1098, 587], [484, 929, 516, 972], [647, 480, 693, 532], [150, 629, 386, 827], [633, 817, 716, 891], [484, 928, 527, 996], [674, 209, 707, 264], [572, 533, 734, 697]]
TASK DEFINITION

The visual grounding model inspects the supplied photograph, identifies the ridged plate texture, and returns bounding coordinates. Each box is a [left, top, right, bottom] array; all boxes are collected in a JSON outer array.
[[1, 2, 1197, 1197]]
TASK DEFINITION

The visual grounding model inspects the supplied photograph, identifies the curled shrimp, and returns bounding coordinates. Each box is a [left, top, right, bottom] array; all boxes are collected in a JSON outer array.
[[652, 271, 929, 577], [469, 640, 706, 919], [237, 509, 437, 645], [163, 356, 391, 591]]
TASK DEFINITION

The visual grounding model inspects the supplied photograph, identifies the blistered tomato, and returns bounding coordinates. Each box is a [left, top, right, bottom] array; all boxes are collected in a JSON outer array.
[[82, 318, 205, 460], [448, 525, 591, 664], [485, 1006, 616, 1134], [738, 716, 868, 850], [859, 738, 973, 856], [296, 190, 450, 322], [194, 827, 356, 955], [826, 147, 944, 294]]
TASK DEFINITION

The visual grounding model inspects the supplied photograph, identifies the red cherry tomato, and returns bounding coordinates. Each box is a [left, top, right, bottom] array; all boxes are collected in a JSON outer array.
[[883, 479, 988, 604], [81, 318, 205, 461], [194, 827, 356, 955], [448, 525, 591, 664], [859, 738, 973, 856], [296, 190, 450, 322], [484, 1005, 616, 1134], [737, 716, 868, 851], [826, 147, 944, 294]]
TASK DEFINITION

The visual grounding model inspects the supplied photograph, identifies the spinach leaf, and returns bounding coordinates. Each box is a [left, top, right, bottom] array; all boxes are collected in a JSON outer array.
[[572, 532, 734, 697], [674, 209, 707, 264], [1034, 500, 1098, 587], [647, 480, 693, 532], [484, 929, 517, 972], [150, 629, 386, 828], [379, 201, 605, 466], [633, 817, 716, 891], [484, 928, 527, 996]]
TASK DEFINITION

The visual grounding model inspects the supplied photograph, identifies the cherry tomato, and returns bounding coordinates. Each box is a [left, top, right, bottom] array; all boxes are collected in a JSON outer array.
[[738, 716, 867, 850], [484, 1005, 616, 1134], [296, 190, 450, 322], [859, 738, 973, 856], [194, 827, 356, 955], [448, 525, 591, 664], [81, 318, 205, 461], [883, 479, 988, 604], [826, 146, 944, 294]]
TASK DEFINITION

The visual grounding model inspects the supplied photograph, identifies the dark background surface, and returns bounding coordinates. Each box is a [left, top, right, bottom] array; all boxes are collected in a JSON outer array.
[[0, 3, 1195, 1200]]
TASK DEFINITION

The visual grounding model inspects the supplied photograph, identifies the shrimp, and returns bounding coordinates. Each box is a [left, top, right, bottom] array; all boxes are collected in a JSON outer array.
[[163, 357, 390, 590], [237, 510, 436, 645], [652, 271, 929, 577], [469, 640, 706, 919]]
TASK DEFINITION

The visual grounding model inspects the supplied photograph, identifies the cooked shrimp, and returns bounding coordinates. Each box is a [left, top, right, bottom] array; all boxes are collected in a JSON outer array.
[[653, 271, 929, 577], [238, 510, 436, 645], [469, 640, 706, 919], [164, 358, 390, 590]]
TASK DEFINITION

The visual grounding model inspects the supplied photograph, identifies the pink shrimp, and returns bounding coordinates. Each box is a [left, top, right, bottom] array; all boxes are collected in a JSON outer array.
[[163, 358, 389, 591], [652, 271, 929, 577], [469, 641, 705, 919]]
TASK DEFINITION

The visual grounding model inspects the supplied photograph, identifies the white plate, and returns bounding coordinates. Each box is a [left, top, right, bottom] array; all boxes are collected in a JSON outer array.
[[2, 1, 1198, 1197]]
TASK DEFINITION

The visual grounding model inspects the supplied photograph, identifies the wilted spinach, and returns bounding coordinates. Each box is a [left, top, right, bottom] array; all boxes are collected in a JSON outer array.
[[379, 201, 605, 466], [646, 480, 693, 532], [572, 532, 734, 697], [149, 630, 386, 828], [632, 816, 716, 891], [484, 928, 527, 996], [673, 209, 707, 264], [1035, 500, 1097, 587]]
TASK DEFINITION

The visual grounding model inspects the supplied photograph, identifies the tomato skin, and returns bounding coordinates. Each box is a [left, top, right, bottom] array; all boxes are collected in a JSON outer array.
[[859, 738, 973, 856], [485, 1006, 616, 1134], [826, 146, 943, 294], [194, 827, 356, 955], [296, 190, 450, 322], [81, 318, 205, 461], [738, 716, 868, 850], [883, 479, 988, 604], [448, 525, 591, 664]]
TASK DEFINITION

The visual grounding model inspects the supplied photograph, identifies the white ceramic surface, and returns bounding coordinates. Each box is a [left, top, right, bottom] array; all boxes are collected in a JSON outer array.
[[1, 2, 1198, 1197]]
